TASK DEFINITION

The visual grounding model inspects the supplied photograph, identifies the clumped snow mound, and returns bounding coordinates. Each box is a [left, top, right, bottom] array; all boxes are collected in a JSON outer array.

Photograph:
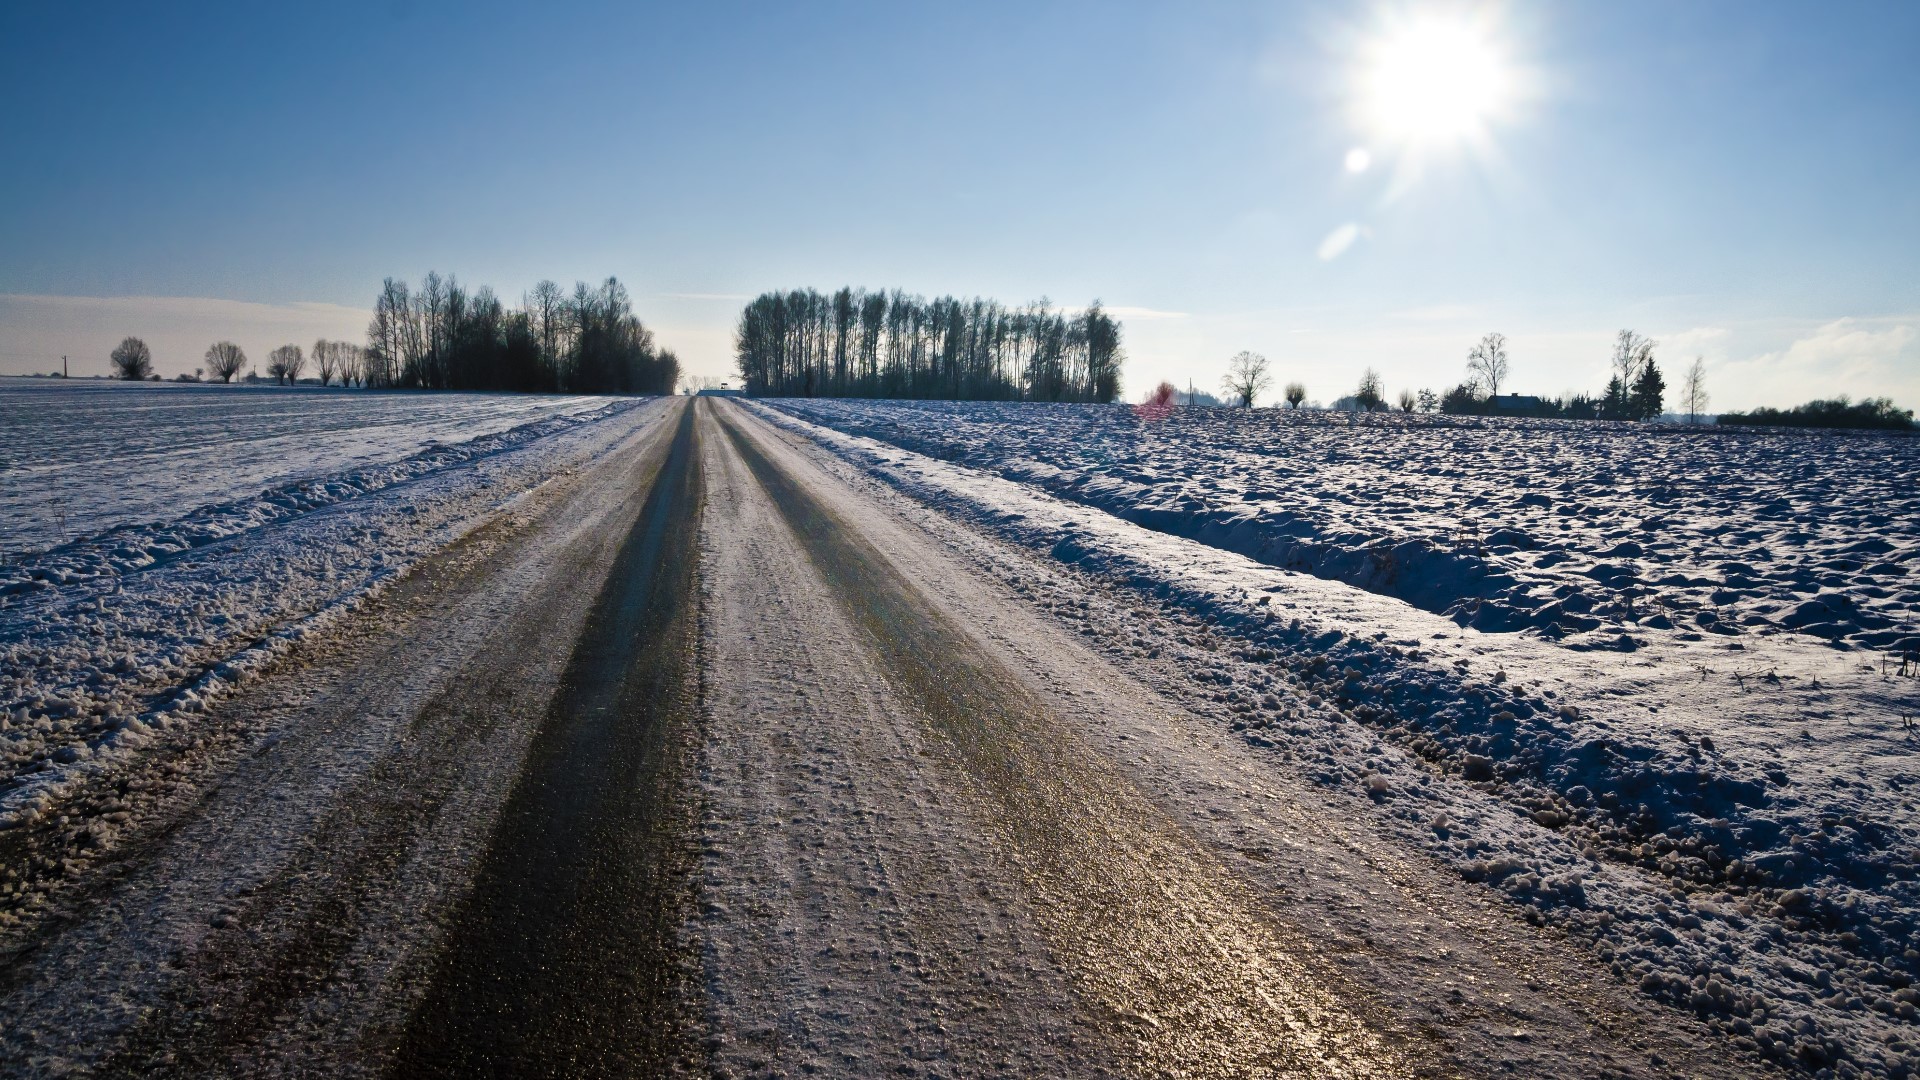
[[754, 402, 1920, 1079], [768, 400, 1920, 656], [0, 392, 655, 832]]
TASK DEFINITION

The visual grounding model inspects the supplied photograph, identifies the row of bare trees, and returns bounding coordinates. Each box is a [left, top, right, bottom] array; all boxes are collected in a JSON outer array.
[[1217, 329, 1710, 423], [256, 340, 369, 385], [364, 273, 677, 394], [735, 288, 1123, 402]]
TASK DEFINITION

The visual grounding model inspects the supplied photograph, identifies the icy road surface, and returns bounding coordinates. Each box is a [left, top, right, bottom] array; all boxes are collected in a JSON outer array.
[[0, 395, 1906, 1076]]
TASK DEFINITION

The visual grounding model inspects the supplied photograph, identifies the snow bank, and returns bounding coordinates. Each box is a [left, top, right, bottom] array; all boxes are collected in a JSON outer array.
[[0, 393, 658, 827], [753, 401, 1920, 1078]]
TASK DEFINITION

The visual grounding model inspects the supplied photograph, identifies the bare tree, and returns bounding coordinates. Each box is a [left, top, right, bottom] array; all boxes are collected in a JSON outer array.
[[364, 277, 418, 388], [1466, 332, 1509, 398], [1221, 351, 1271, 408], [1682, 356, 1709, 423], [313, 338, 337, 386], [327, 341, 359, 387], [110, 336, 152, 380], [1397, 388, 1416, 413], [1284, 381, 1306, 409], [1612, 329, 1655, 386], [205, 341, 247, 383], [267, 344, 305, 384], [1356, 368, 1385, 411]]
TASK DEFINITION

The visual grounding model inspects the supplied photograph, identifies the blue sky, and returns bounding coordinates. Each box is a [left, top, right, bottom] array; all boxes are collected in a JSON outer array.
[[2, 1, 1916, 408]]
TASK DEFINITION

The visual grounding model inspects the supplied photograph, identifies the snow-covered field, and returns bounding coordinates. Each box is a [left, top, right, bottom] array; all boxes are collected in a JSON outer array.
[[0, 381, 662, 835], [0, 378, 616, 555], [760, 399, 1920, 1077], [769, 400, 1920, 655]]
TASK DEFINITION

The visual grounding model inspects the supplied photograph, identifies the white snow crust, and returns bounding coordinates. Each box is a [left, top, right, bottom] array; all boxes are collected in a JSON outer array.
[[757, 399, 1920, 1078], [0, 384, 660, 830], [1, 378, 615, 555], [766, 400, 1920, 654]]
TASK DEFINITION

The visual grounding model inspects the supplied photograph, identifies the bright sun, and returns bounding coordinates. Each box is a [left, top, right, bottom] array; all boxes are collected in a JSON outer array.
[[1360, 14, 1513, 147]]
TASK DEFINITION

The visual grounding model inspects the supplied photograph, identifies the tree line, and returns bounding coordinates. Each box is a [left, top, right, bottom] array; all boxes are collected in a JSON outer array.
[[1720, 397, 1915, 430], [365, 274, 677, 393], [102, 274, 677, 395], [1215, 329, 1690, 421], [735, 288, 1123, 402], [1429, 331, 1677, 420]]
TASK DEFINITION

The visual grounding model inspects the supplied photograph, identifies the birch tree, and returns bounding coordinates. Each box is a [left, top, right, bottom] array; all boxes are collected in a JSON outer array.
[[1682, 356, 1710, 423], [1466, 332, 1509, 398]]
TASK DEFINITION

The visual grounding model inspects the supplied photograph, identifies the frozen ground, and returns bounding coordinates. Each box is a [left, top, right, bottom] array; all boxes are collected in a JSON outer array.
[[766, 400, 1920, 656], [759, 399, 1920, 1078], [0, 385, 662, 842], [0, 378, 615, 556]]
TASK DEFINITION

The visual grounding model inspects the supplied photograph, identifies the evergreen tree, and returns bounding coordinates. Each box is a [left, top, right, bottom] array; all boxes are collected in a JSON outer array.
[[1602, 375, 1627, 420], [1631, 359, 1665, 420]]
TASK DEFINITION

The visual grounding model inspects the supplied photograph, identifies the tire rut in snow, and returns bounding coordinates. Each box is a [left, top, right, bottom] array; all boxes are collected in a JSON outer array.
[[44, 405, 685, 1078], [389, 398, 707, 1078], [715, 404, 1404, 1079]]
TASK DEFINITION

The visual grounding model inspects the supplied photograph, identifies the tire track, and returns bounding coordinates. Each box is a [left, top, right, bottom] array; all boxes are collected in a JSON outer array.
[[713, 402, 1403, 1080], [390, 398, 707, 1078]]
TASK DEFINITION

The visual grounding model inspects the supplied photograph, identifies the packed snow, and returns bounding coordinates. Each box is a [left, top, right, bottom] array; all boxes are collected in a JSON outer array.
[[0, 382, 663, 833], [756, 399, 1920, 1078]]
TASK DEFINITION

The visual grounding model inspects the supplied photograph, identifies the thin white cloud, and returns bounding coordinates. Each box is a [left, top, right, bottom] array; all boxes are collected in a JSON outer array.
[[0, 293, 370, 324], [1749, 318, 1914, 377], [1659, 325, 1730, 360], [1101, 305, 1189, 321], [0, 294, 371, 378], [1675, 318, 1916, 410], [1388, 304, 1476, 322]]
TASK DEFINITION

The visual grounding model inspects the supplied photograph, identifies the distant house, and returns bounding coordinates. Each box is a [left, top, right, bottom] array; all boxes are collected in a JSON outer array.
[[1491, 394, 1543, 414]]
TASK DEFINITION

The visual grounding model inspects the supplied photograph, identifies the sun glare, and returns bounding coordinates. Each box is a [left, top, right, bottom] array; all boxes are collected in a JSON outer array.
[[1359, 13, 1513, 147]]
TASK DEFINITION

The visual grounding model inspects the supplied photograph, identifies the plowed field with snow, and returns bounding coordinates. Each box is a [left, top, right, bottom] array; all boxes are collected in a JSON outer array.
[[768, 399, 1920, 655]]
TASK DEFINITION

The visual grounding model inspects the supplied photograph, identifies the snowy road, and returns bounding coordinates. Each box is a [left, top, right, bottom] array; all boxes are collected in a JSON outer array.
[[1, 398, 1791, 1077]]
